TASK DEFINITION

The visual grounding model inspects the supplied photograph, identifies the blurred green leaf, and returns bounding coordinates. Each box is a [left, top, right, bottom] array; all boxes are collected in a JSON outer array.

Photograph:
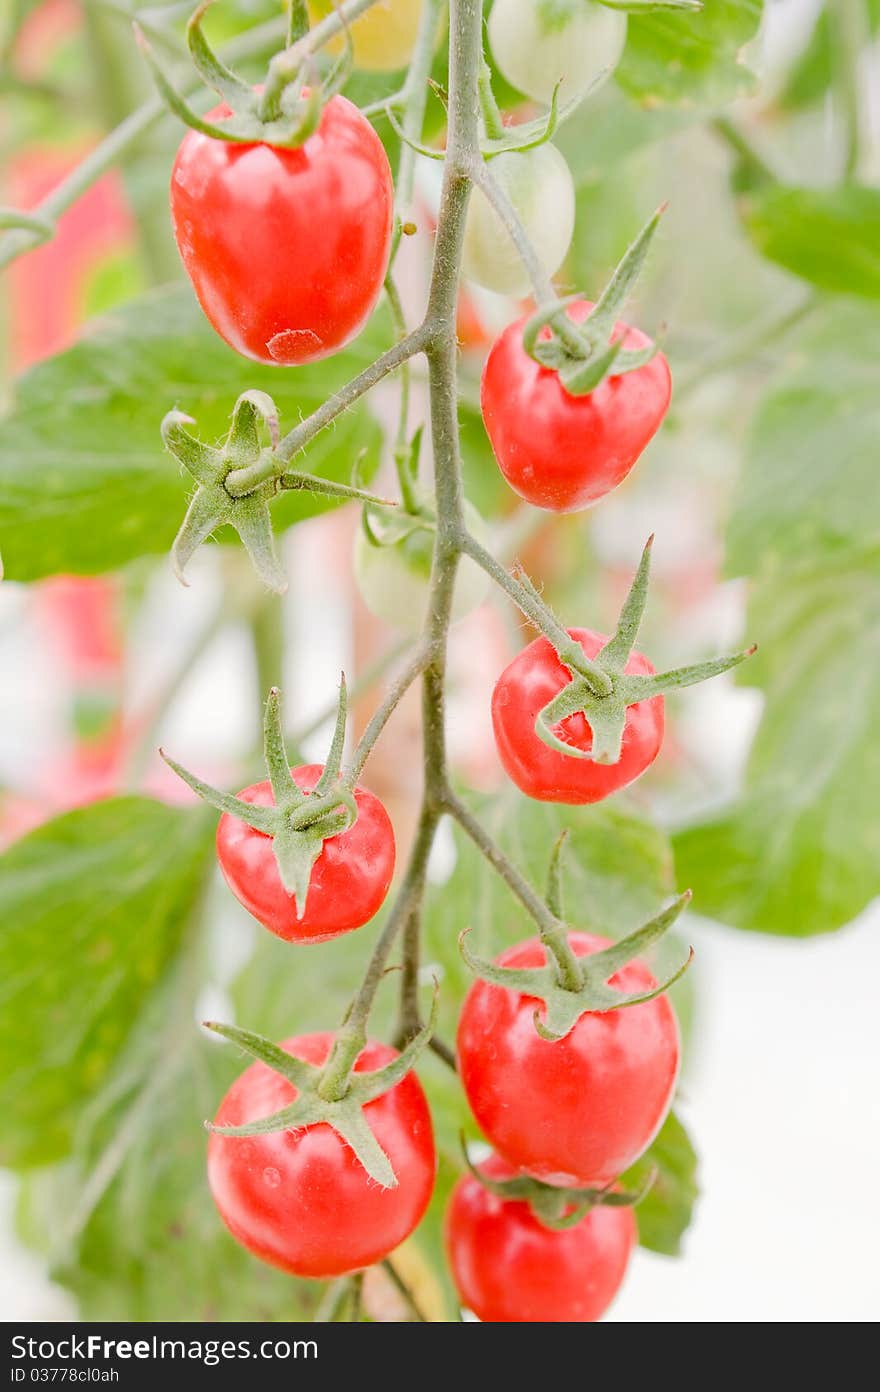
[[623, 1110, 698, 1256], [556, 87, 695, 188], [739, 184, 880, 298], [727, 300, 880, 575], [0, 288, 386, 582], [0, 798, 213, 1169], [675, 548, 880, 936], [616, 0, 763, 108], [777, 0, 880, 110], [17, 1028, 319, 1321]]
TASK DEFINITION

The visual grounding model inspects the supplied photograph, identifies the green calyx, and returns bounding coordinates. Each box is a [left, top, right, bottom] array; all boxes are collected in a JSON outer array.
[[461, 893, 693, 1042], [522, 207, 666, 395], [135, 2, 349, 147], [461, 1139, 656, 1232], [162, 682, 357, 919], [460, 832, 693, 1041], [163, 389, 393, 593], [528, 535, 757, 767], [204, 985, 439, 1187]]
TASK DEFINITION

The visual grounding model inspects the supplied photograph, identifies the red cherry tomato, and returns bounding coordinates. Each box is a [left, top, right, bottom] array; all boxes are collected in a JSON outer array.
[[216, 764, 395, 943], [208, 1033, 436, 1278], [170, 95, 394, 365], [457, 932, 679, 1185], [492, 628, 664, 803], [481, 300, 671, 512], [446, 1152, 636, 1322]]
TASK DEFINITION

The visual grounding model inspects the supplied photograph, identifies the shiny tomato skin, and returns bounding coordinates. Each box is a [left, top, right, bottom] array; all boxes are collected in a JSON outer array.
[[446, 1153, 636, 1322], [491, 627, 664, 804], [216, 764, 395, 943], [481, 300, 671, 512], [170, 95, 393, 365], [457, 932, 680, 1186], [208, 1033, 436, 1278]]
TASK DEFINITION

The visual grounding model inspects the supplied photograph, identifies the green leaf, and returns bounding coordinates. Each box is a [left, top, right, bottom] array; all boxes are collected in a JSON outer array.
[[0, 797, 214, 1169], [623, 1110, 698, 1256], [616, 0, 763, 108], [739, 184, 880, 298], [674, 548, 880, 937], [727, 300, 880, 576], [0, 287, 386, 582]]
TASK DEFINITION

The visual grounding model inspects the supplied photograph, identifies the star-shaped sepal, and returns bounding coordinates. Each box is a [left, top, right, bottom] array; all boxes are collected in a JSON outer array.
[[460, 1138, 656, 1232], [203, 984, 439, 1188], [135, 2, 353, 149], [521, 207, 667, 395], [162, 681, 357, 920], [461, 890, 693, 1043], [529, 535, 757, 767], [163, 390, 392, 593]]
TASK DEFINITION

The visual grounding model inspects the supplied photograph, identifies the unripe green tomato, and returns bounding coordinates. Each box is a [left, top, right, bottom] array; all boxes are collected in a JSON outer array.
[[462, 144, 575, 296], [354, 503, 490, 635], [488, 0, 627, 107]]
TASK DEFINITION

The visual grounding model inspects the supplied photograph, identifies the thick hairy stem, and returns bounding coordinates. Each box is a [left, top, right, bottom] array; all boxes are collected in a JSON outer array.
[[388, 0, 483, 1039], [469, 159, 583, 355], [317, 806, 439, 1099]]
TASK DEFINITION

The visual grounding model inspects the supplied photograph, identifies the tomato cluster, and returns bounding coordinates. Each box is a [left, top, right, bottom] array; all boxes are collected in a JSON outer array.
[[162, 12, 688, 1325]]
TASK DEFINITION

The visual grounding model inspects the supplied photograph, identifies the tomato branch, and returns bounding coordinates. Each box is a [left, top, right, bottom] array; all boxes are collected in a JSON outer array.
[[271, 326, 432, 466], [467, 157, 585, 356]]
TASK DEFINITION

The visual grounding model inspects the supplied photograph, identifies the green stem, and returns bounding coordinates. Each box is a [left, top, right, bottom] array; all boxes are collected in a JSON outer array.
[[384, 274, 419, 511], [345, 647, 430, 785], [468, 159, 585, 357], [394, 0, 445, 228], [382, 1258, 429, 1321], [459, 529, 611, 696], [711, 115, 776, 183], [251, 594, 285, 703], [444, 791, 583, 991], [288, 0, 310, 46], [317, 806, 440, 1101], [275, 328, 430, 464], [478, 61, 504, 139], [396, 908, 423, 1043], [314, 1276, 353, 1322]]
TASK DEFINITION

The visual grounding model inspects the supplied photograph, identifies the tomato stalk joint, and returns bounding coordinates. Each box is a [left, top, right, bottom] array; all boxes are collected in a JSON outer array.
[[162, 391, 393, 593], [135, 2, 347, 148], [522, 206, 666, 395], [460, 872, 694, 1042], [162, 682, 361, 918]]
